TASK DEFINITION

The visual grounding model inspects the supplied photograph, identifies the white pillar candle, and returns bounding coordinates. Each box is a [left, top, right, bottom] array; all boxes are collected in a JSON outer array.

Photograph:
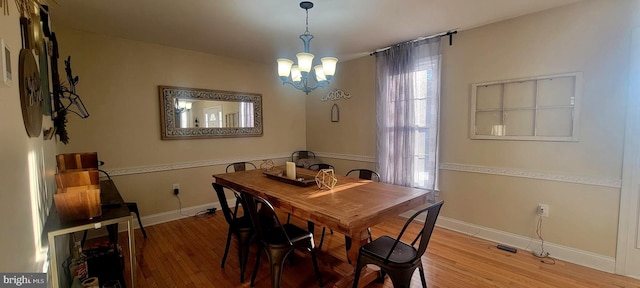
[[286, 161, 296, 180]]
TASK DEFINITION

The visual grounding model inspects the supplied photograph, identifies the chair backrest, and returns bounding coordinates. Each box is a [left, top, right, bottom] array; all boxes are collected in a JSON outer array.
[[226, 162, 257, 173], [308, 163, 334, 171], [346, 169, 381, 182], [241, 191, 292, 246], [385, 200, 444, 263], [212, 183, 241, 226], [291, 150, 315, 162]]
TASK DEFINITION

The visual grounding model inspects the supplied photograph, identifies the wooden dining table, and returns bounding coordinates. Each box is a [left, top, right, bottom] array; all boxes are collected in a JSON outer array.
[[212, 166, 431, 288]]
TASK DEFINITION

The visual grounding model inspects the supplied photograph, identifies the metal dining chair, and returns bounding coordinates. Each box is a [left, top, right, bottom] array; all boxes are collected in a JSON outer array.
[[212, 183, 253, 282], [225, 161, 257, 173], [242, 191, 323, 288], [346, 168, 381, 182], [291, 150, 316, 163], [307, 163, 335, 171], [352, 200, 444, 288]]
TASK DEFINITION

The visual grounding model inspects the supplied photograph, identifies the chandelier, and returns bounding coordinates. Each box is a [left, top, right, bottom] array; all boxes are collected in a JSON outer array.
[[277, 1, 338, 95]]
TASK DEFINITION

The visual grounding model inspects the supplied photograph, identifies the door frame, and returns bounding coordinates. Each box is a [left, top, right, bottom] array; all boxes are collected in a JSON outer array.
[[616, 27, 640, 279]]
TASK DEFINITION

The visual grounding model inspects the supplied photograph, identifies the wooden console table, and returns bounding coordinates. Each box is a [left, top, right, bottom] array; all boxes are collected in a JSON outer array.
[[43, 179, 136, 288]]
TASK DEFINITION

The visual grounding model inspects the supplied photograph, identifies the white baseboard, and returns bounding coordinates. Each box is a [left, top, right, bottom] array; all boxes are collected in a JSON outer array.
[[124, 201, 616, 274], [436, 216, 616, 273]]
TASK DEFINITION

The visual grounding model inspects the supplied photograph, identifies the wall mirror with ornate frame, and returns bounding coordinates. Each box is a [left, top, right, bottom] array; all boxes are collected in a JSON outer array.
[[159, 86, 263, 140]]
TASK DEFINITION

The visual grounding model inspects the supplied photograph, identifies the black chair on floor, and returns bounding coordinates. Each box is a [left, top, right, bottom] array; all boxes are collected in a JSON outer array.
[[226, 162, 257, 173], [352, 200, 444, 288], [307, 163, 334, 171], [212, 183, 253, 283], [243, 191, 323, 288], [291, 150, 316, 163], [100, 170, 147, 239], [346, 169, 381, 182]]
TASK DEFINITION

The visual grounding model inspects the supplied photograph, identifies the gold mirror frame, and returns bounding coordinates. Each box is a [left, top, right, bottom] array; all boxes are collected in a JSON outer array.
[[159, 86, 263, 140]]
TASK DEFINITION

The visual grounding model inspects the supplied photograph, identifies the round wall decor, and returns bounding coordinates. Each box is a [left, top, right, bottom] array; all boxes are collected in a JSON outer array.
[[19, 48, 43, 137]]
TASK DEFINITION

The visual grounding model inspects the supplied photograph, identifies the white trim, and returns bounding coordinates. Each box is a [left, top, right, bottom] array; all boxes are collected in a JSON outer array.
[[135, 201, 231, 228], [117, 199, 236, 232], [103, 153, 290, 176], [314, 152, 376, 163], [440, 163, 621, 188], [616, 27, 640, 278], [435, 216, 616, 273], [128, 200, 616, 273]]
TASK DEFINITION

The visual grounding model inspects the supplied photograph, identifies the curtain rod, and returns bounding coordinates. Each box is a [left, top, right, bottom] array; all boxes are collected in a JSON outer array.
[[370, 30, 458, 56]]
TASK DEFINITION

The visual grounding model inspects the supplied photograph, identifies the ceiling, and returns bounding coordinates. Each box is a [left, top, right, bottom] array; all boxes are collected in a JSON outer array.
[[48, 0, 582, 65]]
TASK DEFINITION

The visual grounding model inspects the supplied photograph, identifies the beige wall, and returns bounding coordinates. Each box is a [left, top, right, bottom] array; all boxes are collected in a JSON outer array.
[[306, 56, 377, 174], [306, 0, 636, 257], [0, 5, 58, 272], [55, 27, 307, 215]]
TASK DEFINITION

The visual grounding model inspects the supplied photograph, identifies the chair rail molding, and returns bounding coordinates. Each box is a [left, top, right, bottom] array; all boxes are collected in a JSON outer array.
[[103, 153, 291, 176], [439, 163, 621, 188], [314, 152, 376, 163]]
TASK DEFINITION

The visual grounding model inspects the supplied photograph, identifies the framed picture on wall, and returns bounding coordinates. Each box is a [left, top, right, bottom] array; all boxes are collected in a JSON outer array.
[[1, 38, 11, 86]]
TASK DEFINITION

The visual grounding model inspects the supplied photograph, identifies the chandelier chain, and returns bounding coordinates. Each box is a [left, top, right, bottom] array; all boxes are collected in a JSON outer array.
[[304, 7, 310, 35]]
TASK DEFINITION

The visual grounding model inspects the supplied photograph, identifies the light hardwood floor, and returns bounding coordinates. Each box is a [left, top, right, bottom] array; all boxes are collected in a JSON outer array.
[[111, 212, 640, 288]]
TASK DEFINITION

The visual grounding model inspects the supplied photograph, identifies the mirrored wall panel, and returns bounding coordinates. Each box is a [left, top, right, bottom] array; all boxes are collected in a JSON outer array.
[[159, 86, 263, 139]]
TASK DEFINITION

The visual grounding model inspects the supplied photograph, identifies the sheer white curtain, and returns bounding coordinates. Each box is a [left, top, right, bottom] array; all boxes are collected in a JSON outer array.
[[376, 37, 441, 195]]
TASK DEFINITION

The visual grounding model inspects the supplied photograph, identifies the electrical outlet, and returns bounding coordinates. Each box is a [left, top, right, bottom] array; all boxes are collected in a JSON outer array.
[[173, 183, 180, 195], [538, 203, 549, 217]]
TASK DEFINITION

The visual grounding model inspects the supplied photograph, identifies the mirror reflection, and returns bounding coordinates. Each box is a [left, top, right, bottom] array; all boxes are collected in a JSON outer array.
[[159, 86, 263, 140], [174, 99, 255, 129]]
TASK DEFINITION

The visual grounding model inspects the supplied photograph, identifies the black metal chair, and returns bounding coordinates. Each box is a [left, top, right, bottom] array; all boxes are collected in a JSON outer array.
[[352, 200, 444, 288], [291, 150, 316, 163], [346, 169, 381, 182], [99, 169, 148, 239], [243, 191, 323, 288], [307, 163, 334, 171], [212, 183, 253, 283], [226, 162, 257, 173]]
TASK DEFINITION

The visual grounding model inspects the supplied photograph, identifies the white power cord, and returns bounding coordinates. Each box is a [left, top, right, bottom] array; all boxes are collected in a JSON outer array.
[[532, 214, 555, 264]]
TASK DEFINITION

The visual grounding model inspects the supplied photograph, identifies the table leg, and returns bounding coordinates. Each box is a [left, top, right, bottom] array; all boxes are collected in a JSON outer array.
[[128, 215, 136, 287], [333, 230, 380, 288]]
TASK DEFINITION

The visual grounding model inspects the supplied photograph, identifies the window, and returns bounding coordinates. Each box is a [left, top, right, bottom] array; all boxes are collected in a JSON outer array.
[[470, 72, 581, 141], [376, 37, 440, 191]]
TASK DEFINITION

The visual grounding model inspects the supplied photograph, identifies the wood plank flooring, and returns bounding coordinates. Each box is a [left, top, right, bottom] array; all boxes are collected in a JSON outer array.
[[106, 212, 640, 287]]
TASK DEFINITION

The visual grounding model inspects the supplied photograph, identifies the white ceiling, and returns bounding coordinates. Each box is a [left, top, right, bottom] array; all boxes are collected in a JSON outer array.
[[48, 0, 581, 64]]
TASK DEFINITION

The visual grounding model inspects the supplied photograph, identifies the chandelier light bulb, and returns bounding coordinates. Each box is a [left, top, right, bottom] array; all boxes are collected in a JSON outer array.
[[291, 65, 302, 82], [277, 58, 294, 77]]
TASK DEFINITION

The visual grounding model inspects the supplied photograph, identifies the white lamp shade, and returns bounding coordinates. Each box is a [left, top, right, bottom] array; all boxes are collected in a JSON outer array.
[[321, 57, 338, 76], [291, 65, 302, 82], [178, 100, 187, 109], [185, 102, 192, 110], [277, 58, 294, 77], [296, 53, 314, 73], [314, 65, 327, 82]]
